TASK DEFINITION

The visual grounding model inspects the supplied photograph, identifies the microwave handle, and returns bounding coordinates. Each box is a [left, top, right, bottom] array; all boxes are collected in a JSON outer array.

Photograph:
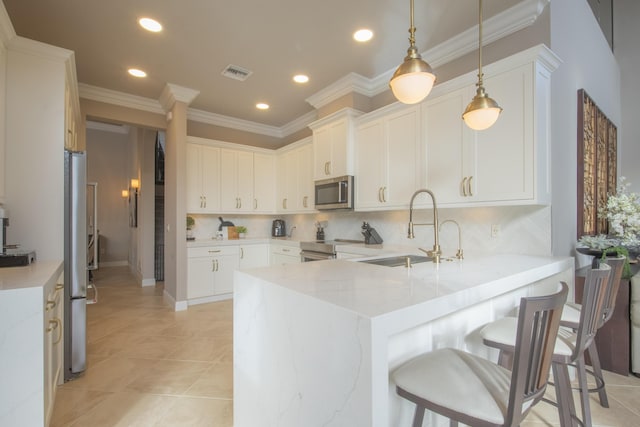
[[339, 180, 348, 202]]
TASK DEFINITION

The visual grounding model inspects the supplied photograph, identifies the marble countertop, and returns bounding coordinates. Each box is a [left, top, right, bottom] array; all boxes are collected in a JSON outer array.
[[187, 237, 300, 248], [239, 254, 574, 326], [0, 260, 63, 291]]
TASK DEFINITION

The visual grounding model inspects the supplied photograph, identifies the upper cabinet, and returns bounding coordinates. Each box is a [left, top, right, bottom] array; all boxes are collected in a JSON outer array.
[[309, 108, 361, 180], [424, 46, 558, 207], [252, 152, 276, 213], [355, 104, 421, 210], [186, 142, 220, 213], [276, 138, 315, 213], [220, 148, 276, 213]]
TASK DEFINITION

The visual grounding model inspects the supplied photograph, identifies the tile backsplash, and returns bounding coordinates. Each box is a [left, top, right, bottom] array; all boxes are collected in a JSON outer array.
[[189, 205, 552, 256]]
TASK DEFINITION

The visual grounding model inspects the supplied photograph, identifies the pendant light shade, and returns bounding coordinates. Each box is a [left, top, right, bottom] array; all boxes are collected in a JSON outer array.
[[389, 0, 436, 104], [463, 0, 502, 130]]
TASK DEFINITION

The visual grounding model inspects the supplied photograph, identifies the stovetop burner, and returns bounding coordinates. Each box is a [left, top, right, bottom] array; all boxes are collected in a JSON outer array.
[[0, 248, 36, 267]]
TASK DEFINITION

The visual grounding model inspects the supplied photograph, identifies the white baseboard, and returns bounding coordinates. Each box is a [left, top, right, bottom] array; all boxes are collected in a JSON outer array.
[[187, 293, 233, 306], [141, 278, 156, 287], [163, 289, 188, 311]]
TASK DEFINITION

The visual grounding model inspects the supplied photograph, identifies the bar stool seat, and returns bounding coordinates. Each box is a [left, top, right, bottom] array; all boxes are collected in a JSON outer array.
[[392, 283, 568, 427]]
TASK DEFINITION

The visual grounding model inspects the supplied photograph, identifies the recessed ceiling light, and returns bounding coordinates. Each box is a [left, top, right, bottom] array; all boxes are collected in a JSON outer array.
[[256, 103, 269, 110], [128, 68, 147, 78], [139, 17, 162, 32], [353, 29, 373, 42], [293, 74, 309, 84]]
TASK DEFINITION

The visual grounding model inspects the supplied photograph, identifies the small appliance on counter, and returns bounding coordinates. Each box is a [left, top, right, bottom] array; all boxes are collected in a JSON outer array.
[[0, 248, 36, 267], [315, 221, 328, 241], [272, 219, 286, 237], [361, 222, 383, 244]]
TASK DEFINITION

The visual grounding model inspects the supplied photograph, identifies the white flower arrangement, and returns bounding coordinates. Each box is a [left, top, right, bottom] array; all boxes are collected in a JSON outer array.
[[599, 177, 640, 246]]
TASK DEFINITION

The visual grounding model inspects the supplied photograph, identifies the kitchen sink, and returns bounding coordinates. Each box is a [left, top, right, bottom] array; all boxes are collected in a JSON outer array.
[[358, 254, 432, 267]]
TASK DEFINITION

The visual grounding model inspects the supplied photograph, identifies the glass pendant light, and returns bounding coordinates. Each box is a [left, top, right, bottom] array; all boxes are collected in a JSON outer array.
[[389, 0, 436, 104], [463, 0, 502, 130]]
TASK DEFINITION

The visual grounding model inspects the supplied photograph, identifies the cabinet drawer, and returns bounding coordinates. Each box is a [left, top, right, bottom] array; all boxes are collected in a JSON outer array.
[[271, 245, 301, 256], [188, 245, 239, 258]]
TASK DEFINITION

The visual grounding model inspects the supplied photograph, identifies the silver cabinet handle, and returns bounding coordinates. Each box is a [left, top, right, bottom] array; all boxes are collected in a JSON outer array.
[[208, 250, 221, 253], [254, 199, 257, 210], [240, 248, 244, 259], [215, 259, 219, 271], [467, 176, 473, 197], [382, 187, 387, 203], [203, 196, 207, 208], [284, 198, 288, 210], [238, 198, 242, 209], [303, 196, 308, 208], [378, 187, 383, 203], [462, 177, 468, 197], [211, 259, 215, 272], [282, 248, 290, 252], [47, 318, 62, 345]]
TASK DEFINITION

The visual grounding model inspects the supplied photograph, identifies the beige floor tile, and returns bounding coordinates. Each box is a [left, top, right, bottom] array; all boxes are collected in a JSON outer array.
[[153, 396, 233, 427], [67, 391, 176, 427], [184, 361, 234, 399], [124, 359, 213, 395], [165, 336, 233, 363], [62, 356, 156, 392], [50, 387, 113, 427]]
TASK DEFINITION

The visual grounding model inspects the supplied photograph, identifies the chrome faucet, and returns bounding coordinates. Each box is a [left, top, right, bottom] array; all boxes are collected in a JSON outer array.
[[408, 189, 441, 263], [439, 219, 464, 260], [288, 225, 296, 238]]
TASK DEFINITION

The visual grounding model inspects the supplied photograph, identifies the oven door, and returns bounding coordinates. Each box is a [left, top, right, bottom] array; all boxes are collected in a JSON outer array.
[[300, 250, 335, 262]]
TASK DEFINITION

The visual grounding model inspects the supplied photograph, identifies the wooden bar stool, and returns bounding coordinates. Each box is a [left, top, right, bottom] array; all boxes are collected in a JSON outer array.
[[391, 282, 568, 427], [560, 256, 625, 408], [480, 264, 611, 427]]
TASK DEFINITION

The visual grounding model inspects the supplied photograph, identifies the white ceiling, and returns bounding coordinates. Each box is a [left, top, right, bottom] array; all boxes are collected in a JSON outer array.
[[3, 0, 525, 132]]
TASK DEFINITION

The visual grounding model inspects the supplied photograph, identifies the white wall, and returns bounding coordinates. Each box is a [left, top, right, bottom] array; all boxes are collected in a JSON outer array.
[[549, 0, 621, 261], [614, 0, 640, 193]]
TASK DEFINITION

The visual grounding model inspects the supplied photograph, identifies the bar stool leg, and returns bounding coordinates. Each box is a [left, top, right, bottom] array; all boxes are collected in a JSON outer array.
[[412, 406, 425, 427], [587, 341, 609, 407], [553, 363, 579, 427], [576, 356, 593, 427]]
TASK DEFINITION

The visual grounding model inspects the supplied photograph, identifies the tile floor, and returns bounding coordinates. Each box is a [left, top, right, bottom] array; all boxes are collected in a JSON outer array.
[[51, 266, 640, 426]]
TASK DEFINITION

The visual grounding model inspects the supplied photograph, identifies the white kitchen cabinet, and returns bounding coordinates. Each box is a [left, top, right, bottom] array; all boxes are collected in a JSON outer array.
[[270, 244, 301, 265], [187, 246, 239, 300], [239, 244, 270, 269], [220, 149, 254, 212], [0, 261, 64, 427], [276, 138, 314, 213], [253, 152, 276, 213], [355, 104, 421, 210], [424, 48, 555, 207], [309, 108, 361, 180], [186, 143, 220, 213], [220, 148, 276, 213]]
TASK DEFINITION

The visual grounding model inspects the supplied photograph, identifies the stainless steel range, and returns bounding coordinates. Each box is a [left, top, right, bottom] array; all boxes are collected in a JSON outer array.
[[299, 239, 362, 262]]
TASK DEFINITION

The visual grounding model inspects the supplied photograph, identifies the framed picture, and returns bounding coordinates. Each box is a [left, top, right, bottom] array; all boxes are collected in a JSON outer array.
[[577, 89, 617, 239]]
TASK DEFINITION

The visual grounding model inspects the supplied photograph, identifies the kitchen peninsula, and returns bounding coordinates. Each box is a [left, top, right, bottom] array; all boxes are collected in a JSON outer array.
[[233, 253, 573, 427]]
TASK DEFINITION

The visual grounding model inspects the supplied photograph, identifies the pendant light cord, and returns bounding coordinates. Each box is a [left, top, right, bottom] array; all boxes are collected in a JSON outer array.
[[477, 0, 484, 88], [408, 0, 416, 49]]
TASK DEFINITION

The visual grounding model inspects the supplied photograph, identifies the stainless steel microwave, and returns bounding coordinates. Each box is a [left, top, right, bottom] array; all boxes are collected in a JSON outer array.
[[314, 175, 354, 210]]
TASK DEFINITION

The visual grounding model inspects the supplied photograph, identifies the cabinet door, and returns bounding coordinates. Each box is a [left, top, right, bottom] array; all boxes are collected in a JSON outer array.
[[186, 144, 204, 212], [239, 244, 270, 269], [201, 146, 221, 212], [473, 65, 534, 202], [328, 118, 349, 178], [213, 254, 239, 295], [424, 88, 473, 205], [297, 144, 314, 211], [237, 151, 254, 211], [253, 153, 275, 212], [313, 125, 333, 179], [355, 119, 386, 209], [384, 105, 421, 208], [220, 149, 240, 211], [187, 256, 215, 299]]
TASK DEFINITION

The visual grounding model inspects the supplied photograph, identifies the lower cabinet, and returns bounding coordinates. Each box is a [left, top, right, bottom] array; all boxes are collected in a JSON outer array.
[[44, 277, 64, 426], [270, 244, 301, 265], [239, 244, 270, 269], [187, 246, 239, 299]]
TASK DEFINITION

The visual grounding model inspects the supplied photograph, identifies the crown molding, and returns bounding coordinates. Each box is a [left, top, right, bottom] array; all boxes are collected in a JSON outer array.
[[158, 83, 200, 111], [8, 35, 74, 62], [0, 2, 16, 49], [187, 108, 283, 138], [86, 120, 130, 134], [305, 72, 376, 109], [79, 83, 165, 114]]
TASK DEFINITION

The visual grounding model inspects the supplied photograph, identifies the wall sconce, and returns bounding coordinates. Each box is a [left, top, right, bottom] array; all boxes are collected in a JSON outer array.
[[121, 189, 129, 198], [130, 178, 140, 192]]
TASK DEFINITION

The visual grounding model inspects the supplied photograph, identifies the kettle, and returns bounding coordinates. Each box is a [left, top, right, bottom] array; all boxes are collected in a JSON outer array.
[[272, 219, 286, 237]]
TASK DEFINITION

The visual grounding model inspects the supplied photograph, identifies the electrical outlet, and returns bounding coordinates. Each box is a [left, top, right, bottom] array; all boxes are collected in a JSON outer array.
[[491, 224, 500, 238]]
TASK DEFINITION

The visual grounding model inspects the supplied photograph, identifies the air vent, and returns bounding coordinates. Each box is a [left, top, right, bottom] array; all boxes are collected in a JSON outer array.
[[221, 64, 253, 81]]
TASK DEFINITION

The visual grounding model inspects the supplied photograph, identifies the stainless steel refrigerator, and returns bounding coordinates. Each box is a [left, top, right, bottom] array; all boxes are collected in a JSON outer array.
[[63, 150, 87, 380]]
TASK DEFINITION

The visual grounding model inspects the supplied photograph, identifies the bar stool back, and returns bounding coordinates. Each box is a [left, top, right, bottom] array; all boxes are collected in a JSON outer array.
[[392, 282, 568, 427]]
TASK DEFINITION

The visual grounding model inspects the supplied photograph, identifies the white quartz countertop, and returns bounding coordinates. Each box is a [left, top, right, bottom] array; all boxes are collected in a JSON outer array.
[[239, 254, 573, 327], [187, 237, 300, 248], [0, 260, 63, 291]]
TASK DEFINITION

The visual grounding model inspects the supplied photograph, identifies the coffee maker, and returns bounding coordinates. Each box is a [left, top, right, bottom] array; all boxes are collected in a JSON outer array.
[[272, 219, 286, 237]]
